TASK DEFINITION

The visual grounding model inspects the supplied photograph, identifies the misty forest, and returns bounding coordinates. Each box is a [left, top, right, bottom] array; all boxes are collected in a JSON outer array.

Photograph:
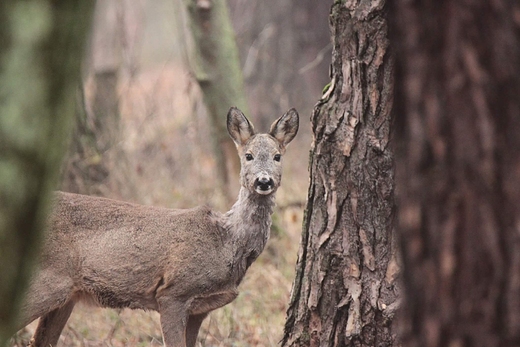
[[1, 0, 520, 347]]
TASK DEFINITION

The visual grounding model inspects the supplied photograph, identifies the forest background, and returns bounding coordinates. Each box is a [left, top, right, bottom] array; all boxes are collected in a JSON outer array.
[[5, 0, 520, 346], [8, 0, 332, 346]]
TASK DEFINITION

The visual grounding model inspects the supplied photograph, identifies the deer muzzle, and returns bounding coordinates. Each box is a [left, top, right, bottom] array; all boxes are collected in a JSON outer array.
[[254, 174, 275, 195]]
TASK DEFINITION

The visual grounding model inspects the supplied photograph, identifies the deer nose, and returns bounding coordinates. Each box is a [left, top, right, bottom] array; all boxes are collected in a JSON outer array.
[[254, 176, 274, 192]]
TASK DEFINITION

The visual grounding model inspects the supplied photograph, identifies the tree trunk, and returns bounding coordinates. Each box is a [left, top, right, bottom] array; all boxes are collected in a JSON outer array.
[[61, 0, 123, 197], [391, 1, 520, 346], [282, 2, 399, 346], [0, 1, 94, 343], [184, 0, 249, 202], [228, 0, 331, 130]]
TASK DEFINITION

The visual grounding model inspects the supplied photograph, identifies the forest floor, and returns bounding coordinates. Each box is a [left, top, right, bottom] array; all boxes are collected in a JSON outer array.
[[10, 63, 312, 347]]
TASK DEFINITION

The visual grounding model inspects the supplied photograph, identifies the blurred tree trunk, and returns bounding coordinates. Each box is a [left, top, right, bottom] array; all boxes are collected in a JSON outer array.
[[184, 0, 248, 201], [0, 1, 94, 343], [61, 0, 123, 197], [228, 0, 331, 130], [391, 1, 520, 346], [282, 2, 399, 347]]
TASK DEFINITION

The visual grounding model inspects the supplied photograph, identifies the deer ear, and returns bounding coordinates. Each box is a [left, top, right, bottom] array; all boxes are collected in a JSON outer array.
[[269, 108, 299, 149], [227, 107, 255, 146]]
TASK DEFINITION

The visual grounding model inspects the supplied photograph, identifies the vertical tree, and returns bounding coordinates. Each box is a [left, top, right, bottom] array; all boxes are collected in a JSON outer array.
[[228, 0, 331, 129], [391, 1, 520, 346], [184, 0, 249, 201], [282, 1, 399, 346], [61, 0, 123, 197], [0, 1, 94, 343]]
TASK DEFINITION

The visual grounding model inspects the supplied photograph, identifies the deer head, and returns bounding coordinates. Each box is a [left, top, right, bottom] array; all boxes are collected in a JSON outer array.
[[227, 107, 299, 196]]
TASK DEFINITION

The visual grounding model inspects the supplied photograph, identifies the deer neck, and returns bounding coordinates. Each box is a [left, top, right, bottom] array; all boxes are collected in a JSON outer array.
[[223, 187, 275, 273]]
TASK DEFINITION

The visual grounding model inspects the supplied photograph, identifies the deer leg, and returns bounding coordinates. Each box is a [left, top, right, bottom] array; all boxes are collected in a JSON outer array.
[[30, 300, 75, 347], [19, 270, 74, 328], [157, 296, 189, 347], [185, 313, 207, 347]]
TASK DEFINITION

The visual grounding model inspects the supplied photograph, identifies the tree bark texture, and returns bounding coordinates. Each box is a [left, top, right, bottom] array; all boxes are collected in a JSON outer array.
[[391, 1, 520, 346], [0, 1, 94, 343], [185, 0, 249, 201], [282, 2, 399, 346]]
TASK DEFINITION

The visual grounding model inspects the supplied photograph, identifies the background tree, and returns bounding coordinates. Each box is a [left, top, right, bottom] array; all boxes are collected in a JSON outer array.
[[0, 1, 94, 344], [184, 0, 249, 201], [282, 1, 400, 346], [61, 0, 129, 198], [228, 0, 331, 131], [391, 1, 520, 346]]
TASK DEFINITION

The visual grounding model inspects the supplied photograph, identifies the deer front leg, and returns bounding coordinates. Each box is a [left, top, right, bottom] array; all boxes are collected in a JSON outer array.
[[184, 291, 238, 347], [157, 296, 189, 347], [185, 313, 207, 347]]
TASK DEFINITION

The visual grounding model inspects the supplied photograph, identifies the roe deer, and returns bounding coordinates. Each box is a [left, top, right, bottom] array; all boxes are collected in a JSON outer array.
[[15, 107, 299, 347]]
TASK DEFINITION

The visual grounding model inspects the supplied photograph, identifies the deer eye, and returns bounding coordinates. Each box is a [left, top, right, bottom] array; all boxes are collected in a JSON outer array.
[[245, 153, 254, 161], [274, 154, 281, 162]]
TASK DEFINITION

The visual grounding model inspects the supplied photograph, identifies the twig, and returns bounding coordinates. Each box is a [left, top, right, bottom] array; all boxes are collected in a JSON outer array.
[[298, 42, 332, 74]]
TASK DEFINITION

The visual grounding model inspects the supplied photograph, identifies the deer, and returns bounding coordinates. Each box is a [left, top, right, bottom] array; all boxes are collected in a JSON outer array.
[[14, 107, 299, 347]]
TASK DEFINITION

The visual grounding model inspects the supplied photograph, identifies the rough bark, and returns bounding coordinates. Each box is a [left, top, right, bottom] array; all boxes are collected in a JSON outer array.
[[184, 0, 249, 201], [282, 2, 399, 346], [391, 1, 520, 346], [0, 1, 94, 343]]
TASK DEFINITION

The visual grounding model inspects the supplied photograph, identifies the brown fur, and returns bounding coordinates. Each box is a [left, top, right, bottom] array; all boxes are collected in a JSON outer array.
[[17, 107, 299, 347]]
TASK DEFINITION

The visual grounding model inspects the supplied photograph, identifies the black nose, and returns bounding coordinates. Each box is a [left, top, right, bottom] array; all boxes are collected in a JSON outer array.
[[255, 177, 274, 191]]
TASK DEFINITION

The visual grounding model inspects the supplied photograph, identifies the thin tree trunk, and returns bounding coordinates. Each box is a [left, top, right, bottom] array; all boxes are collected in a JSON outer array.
[[184, 0, 248, 202], [0, 1, 94, 343], [391, 1, 520, 346], [282, 2, 399, 346]]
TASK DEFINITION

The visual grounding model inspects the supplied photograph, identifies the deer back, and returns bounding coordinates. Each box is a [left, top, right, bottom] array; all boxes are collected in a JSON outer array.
[[41, 192, 234, 310]]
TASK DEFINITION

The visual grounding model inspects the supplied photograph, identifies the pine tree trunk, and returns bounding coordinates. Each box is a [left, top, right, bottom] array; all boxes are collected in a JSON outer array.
[[282, 2, 399, 346], [0, 1, 94, 343], [391, 1, 520, 346]]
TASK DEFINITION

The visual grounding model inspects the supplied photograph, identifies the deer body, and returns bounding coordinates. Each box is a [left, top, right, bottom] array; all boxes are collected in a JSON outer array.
[[17, 107, 298, 347]]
